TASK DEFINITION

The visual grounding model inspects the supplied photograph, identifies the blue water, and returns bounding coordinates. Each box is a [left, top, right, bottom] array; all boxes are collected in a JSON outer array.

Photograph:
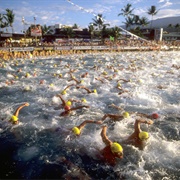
[[0, 51, 180, 179]]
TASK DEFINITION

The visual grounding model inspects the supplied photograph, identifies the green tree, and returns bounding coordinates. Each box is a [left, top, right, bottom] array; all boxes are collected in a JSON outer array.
[[147, 5, 159, 28], [110, 26, 121, 43], [101, 24, 109, 44], [139, 17, 149, 28], [41, 25, 53, 35], [62, 27, 74, 39], [130, 27, 144, 38], [4, 9, 15, 33], [133, 15, 140, 26], [123, 16, 134, 30], [88, 24, 95, 42], [92, 14, 107, 30], [174, 23, 180, 32], [0, 13, 4, 32], [72, 23, 78, 29], [118, 3, 134, 18], [91, 14, 109, 42], [167, 24, 173, 30]]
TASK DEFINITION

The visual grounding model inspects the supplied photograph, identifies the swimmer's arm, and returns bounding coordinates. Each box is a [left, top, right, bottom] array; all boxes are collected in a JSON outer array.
[[56, 94, 66, 106], [13, 102, 29, 117], [70, 105, 90, 111], [102, 114, 123, 121], [109, 104, 123, 110], [76, 86, 92, 93], [134, 119, 153, 133], [69, 73, 79, 83], [78, 120, 103, 130], [63, 84, 76, 91], [101, 126, 112, 146]]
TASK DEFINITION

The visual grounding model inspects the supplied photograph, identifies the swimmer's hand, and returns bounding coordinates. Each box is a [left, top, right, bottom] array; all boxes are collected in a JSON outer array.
[[96, 120, 103, 124], [24, 102, 29, 106], [84, 106, 90, 108], [146, 120, 153, 125]]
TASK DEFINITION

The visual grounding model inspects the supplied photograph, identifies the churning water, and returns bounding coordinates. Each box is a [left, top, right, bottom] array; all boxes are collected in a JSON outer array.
[[0, 51, 180, 180]]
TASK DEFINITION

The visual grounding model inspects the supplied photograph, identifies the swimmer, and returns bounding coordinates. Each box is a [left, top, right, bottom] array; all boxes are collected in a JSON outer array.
[[56, 94, 82, 109], [71, 120, 102, 136], [60, 105, 90, 116], [95, 77, 105, 83], [68, 73, 81, 84], [100, 125, 123, 166], [125, 119, 153, 150], [81, 72, 88, 78], [76, 86, 97, 94], [110, 104, 159, 119], [9, 102, 29, 124], [102, 112, 129, 121], [57, 157, 91, 180]]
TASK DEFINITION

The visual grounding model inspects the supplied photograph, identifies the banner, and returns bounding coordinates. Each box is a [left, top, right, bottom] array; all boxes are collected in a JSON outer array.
[[110, 36, 114, 41], [31, 25, 42, 37]]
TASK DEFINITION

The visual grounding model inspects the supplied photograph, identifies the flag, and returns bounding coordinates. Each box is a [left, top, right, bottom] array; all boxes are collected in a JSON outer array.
[[110, 36, 114, 41]]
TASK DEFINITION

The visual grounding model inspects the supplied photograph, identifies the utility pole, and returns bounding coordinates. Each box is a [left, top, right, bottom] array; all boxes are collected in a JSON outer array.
[[22, 17, 26, 46]]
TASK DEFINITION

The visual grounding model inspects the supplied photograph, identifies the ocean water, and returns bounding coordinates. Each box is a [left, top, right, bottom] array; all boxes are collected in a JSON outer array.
[[0, 51, 179, 180]]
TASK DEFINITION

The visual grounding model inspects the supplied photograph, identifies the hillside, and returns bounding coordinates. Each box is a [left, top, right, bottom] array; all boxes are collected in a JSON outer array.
[[149, 16, 180, 29]]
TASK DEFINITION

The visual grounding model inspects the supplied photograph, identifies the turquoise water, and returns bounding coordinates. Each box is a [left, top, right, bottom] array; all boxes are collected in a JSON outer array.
[[0, 51, 180, 179]]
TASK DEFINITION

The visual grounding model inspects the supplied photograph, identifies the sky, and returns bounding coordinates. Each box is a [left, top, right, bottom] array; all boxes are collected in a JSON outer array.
[[0, 0, 180, 33]]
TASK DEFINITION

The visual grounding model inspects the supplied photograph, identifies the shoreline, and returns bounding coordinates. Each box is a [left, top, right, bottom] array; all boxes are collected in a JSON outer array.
[[0, 45, 179, 61]]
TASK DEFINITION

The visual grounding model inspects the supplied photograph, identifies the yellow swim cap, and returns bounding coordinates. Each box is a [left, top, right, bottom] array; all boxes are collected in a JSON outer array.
[[66, 101, 72, 106], [61, 90, 66, 95], [81, 98, 87, 103], [139, 131, 149, 140], [123, 112, 129, 118], [93, 89, 97, 93], [11, 115, 18, 122], [111, 142, 123, 154], [72, 127, 81, 135], [117, 83, 121, 87]]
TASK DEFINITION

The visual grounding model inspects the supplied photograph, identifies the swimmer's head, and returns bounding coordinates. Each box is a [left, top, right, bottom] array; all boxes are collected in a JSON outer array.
[[139, 131, 149, 141], [64, 105, 71, 111], [11, 115, 18, 124], [111, 142, 123, 157], [122, 112, 129, 118], [61, 90, 67, 95], [93, 89, 97, 93], [72, 127, 81, 136], [151, 113, 159, 119], [66, 101, 72, 106], [81, 98, 87, 103]]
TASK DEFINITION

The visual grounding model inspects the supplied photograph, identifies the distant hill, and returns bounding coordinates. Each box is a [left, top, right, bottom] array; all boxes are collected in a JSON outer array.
[[120, 16, 180, 30], [148, 16, 180, 29]]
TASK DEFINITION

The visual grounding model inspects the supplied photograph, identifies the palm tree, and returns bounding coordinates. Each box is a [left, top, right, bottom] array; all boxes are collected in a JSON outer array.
[[167, 24, 173, 32], [111, 26, 121, 43], [118, 3, 134, 18], [147, 5, 159, 29], [4, 9, 15, 33], [133, 15, 140, 26], [139, 17, 149, 28], [91, 14, 109, 42], [41, 25, 53, 35], [174, 23, 180, 33], [91, 14, 107, 30], [72, 23, 78, 29], [101, 24, 109, 44], [63, 27, 74, 39], [123, 16, 134, 30]]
